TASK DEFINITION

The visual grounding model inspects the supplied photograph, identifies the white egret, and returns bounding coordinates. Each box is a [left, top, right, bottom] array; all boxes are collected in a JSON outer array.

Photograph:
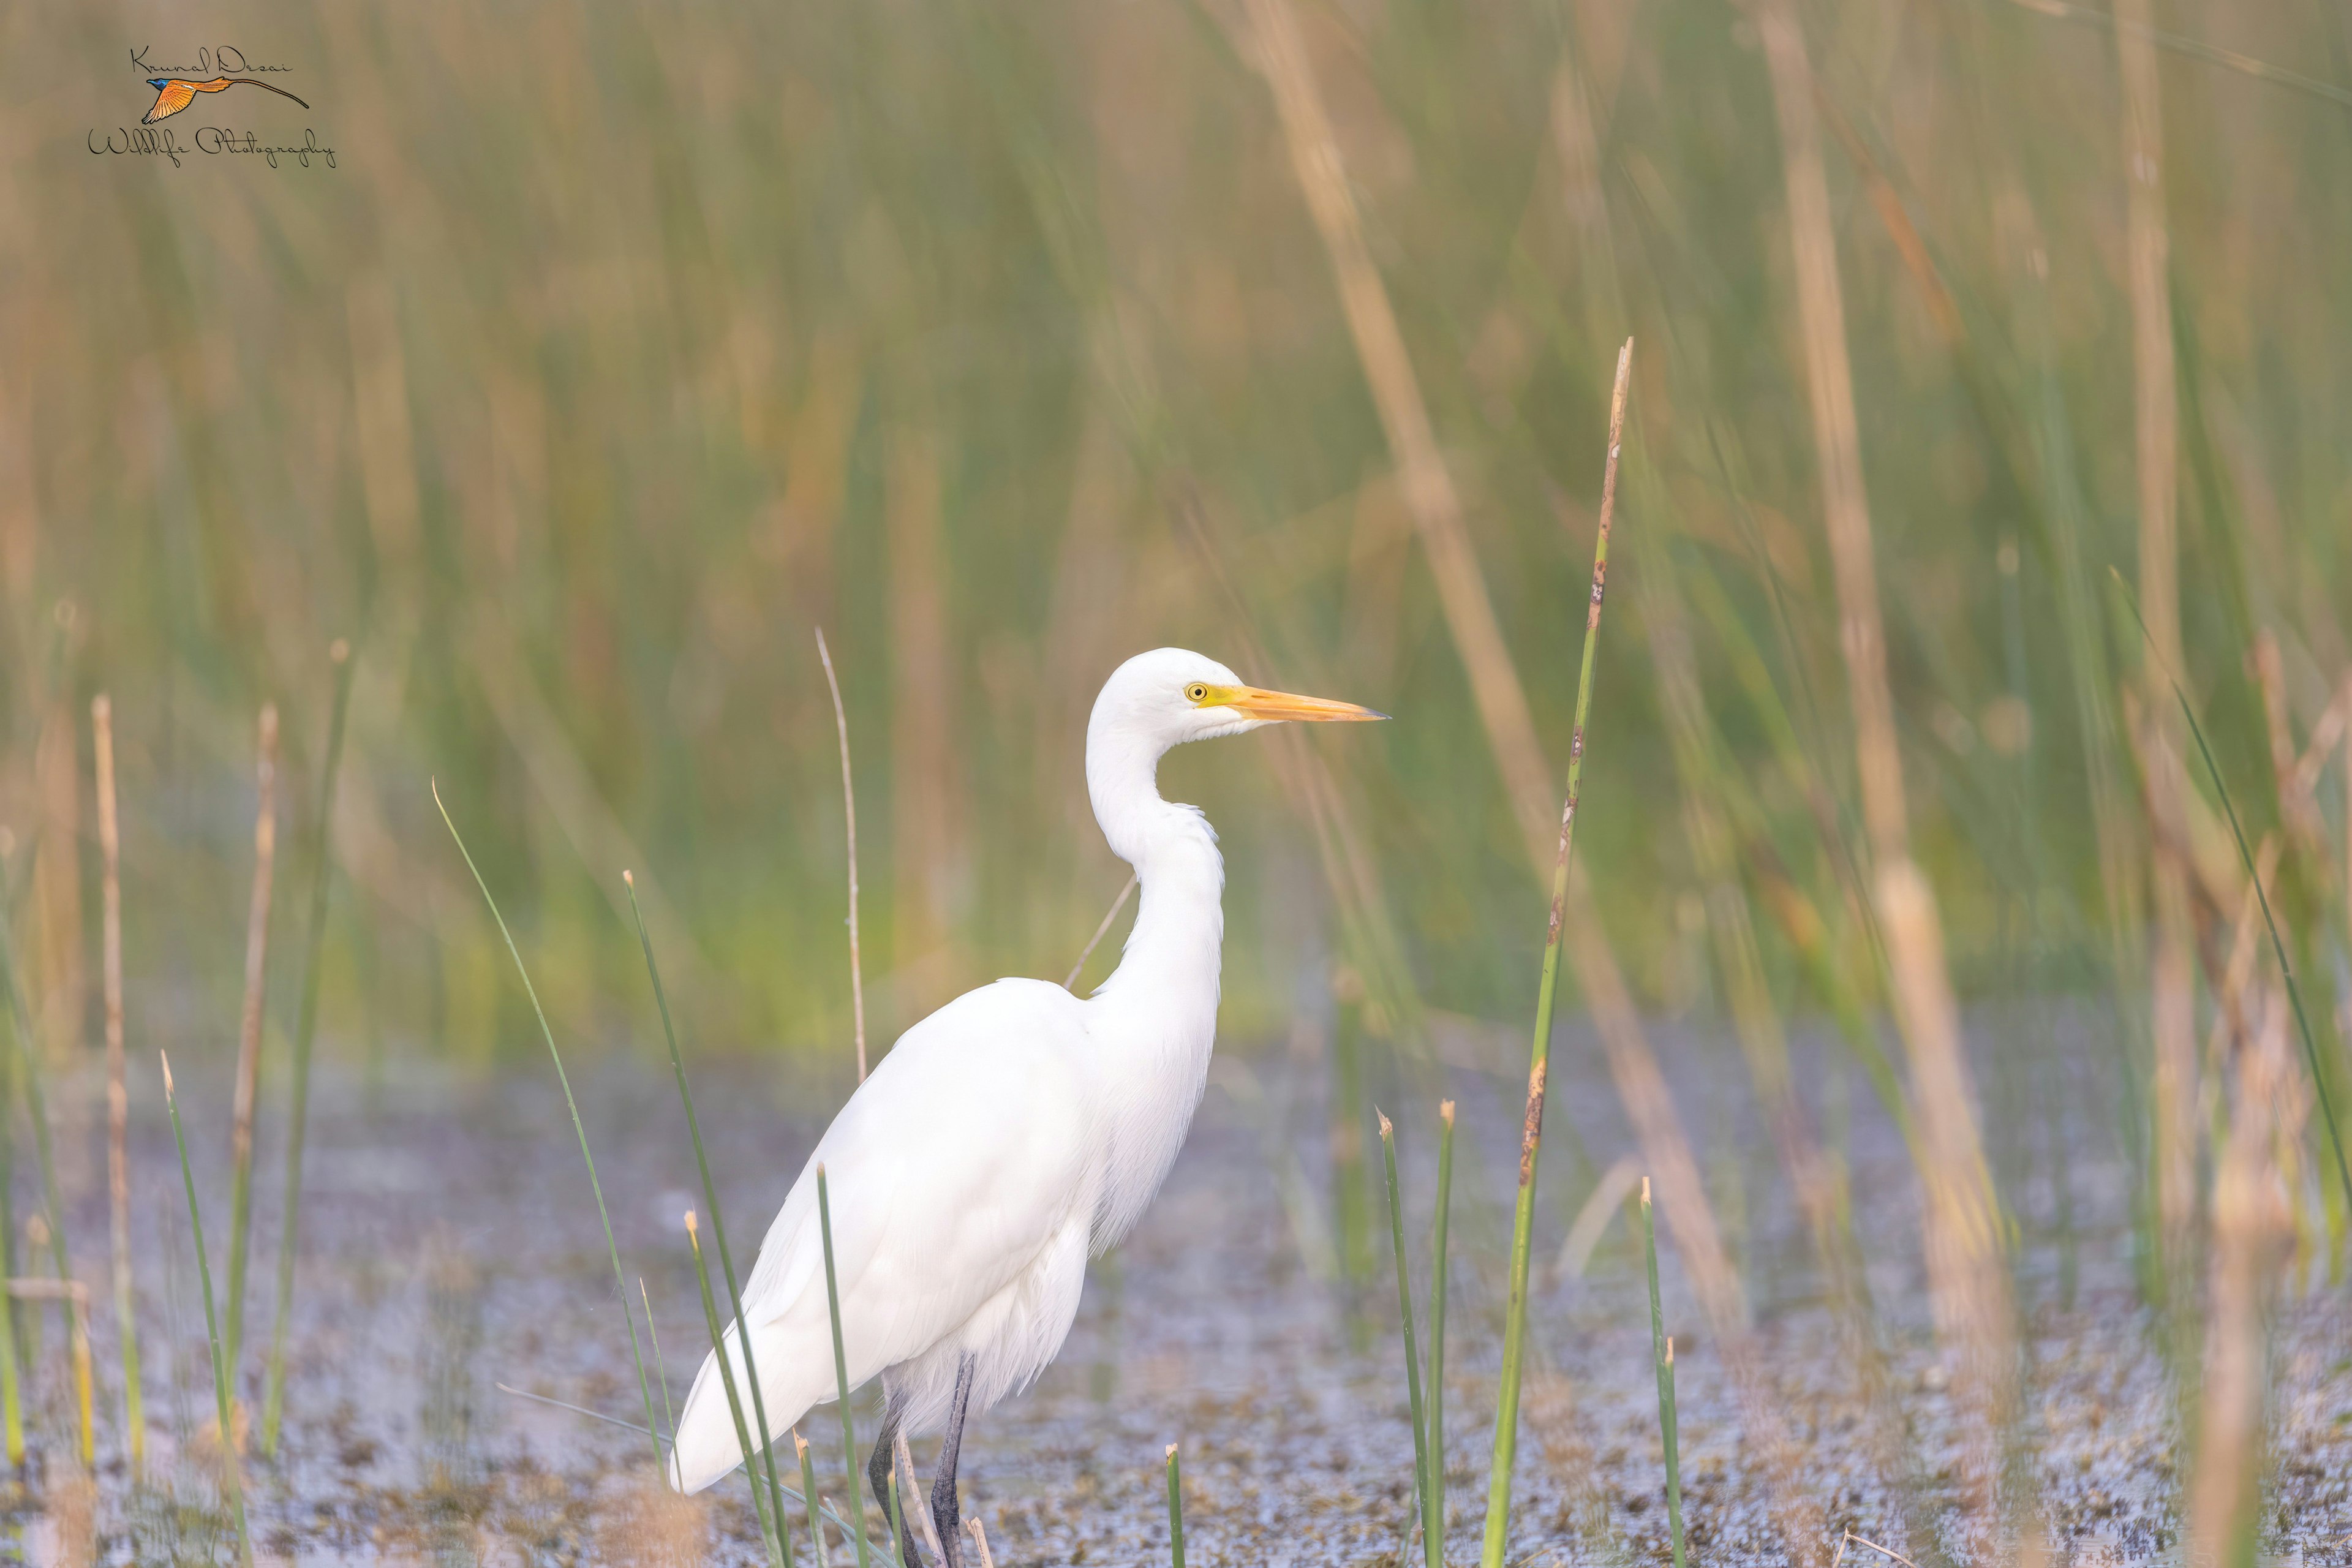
[[666, 647, 1384, 1562]]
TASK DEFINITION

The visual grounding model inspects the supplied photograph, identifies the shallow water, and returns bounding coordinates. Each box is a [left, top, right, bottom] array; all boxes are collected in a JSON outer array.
[[6, 1012, 2350, 1565]]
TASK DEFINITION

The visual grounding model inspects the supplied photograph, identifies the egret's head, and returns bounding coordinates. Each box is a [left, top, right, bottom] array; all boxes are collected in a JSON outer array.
[[1090, 647, 1385, 758]]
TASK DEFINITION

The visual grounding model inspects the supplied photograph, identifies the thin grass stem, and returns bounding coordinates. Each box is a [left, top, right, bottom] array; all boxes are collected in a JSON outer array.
[[1166, 1443, 1186, 1568], [1643, 1179, 1686, 1568], [2111, 572, 2352, 1212], [797, 1430, 827, 1568], [818, 1166, 875, 1568], [491, 1383, 862, 1536], [815, 629, 868, 1081], [92, 693, 143, 1474], [432, 780, 662, 1467], [1065, 874, 1137, 991], [1426, 1100, 1453, 1567], [627, 872, 793, 1531], [263, 639, 356, 1455], [225, 703, 279, 1376], [1377, 1109, 1434, 1562], [690, 1211, 789, 1568], [162, 1052, 254, 1568], [642, 1278, 675, 1446], [1481, 337, 1632, 1568]]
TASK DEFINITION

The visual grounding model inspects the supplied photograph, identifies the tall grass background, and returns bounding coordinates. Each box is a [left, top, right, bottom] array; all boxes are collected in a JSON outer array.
[[1, 2, 2350, 1550], [4, 0, 2345, 1068]]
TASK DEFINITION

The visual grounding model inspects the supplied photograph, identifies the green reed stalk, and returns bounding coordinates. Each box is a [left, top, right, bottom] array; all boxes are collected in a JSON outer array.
[[690, 1211, 790, 1568], [432, 781, 662, 1468], [162, 1052, 254, 1568], [627, 873, 793, 1535], [1378, 1110, 1435, 1563], [2111, 571, 2352, 1213], [818, 1166, 875, 1568], [1166, 1443, 1187, 1568], [262, 639, 356, 1456], [1643, 1179, 1686, 1568], [642, 1278, 676, 1445], [1426, 1100, 1454, 1568], [1482, 337, 1631, 1568], [797, 1431, 829, 1568]]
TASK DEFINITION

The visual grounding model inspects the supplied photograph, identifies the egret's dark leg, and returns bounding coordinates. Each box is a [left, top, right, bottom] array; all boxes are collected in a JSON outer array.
[[929, 1359, 978, 1568], [867, 1392, 922, 1568]]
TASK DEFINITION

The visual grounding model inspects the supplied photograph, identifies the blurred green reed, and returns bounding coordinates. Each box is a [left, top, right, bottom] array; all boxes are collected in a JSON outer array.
[[7, 0, 2343, 1074], [262, 641, 358, 1456]]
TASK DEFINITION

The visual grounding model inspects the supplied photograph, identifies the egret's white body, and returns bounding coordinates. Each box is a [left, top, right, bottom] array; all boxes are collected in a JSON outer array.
[[666, 649, 1381, 1534]]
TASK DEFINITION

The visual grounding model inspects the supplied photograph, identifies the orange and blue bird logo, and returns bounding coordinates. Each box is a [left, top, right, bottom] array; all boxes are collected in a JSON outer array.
[[141, 75, 309, 124]]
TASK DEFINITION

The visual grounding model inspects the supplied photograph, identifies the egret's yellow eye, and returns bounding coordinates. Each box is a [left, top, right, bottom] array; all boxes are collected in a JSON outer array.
[[1185, 683, 1210, 704]]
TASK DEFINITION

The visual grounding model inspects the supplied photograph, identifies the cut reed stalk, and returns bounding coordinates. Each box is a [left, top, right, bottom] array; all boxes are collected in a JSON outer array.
[[1480, 337, 1632, 1568], [1642, 1180, 1686, 1568], [815, 628, 867, 1080], [967, 1515, 996, 1568], [1425, 1099, 1453, 1568], [92, 693, 143, 1472], [1166, 1443, 1186, 1568], [262, 639, 356, 1456], [895, 1429, 945, 1562], [2187, 1006, 2293, 1568], [886, 1462, 909, 1568], [224, 706, 279, 1377], [162, 1052, 254, 1568], [690, 1209, 790, 1568], [628, 872, 793, 1532], [817, 1166, 875, 1568], [432, 782, 662, 1467], [1376, 1110, 1434, 1563]]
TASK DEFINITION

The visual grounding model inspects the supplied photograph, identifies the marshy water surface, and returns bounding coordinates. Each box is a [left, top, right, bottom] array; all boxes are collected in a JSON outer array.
[[11, 1011, 2350, 1566]]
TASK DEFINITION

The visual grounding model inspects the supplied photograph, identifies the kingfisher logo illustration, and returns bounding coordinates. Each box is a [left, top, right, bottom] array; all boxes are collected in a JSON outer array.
[[141, 75, 309, 124], [92, 46, 336, 168]]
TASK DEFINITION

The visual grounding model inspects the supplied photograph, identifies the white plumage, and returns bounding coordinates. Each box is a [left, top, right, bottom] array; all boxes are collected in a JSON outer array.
[[665, 649, 1381, 1558]]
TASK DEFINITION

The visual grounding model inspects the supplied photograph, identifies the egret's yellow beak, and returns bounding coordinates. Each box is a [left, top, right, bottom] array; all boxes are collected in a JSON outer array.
[[1200, 684, 1389, 723]]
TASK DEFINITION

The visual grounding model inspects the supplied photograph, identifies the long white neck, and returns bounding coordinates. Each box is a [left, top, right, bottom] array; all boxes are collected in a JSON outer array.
[[1079, 718, 1225, 1246]]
